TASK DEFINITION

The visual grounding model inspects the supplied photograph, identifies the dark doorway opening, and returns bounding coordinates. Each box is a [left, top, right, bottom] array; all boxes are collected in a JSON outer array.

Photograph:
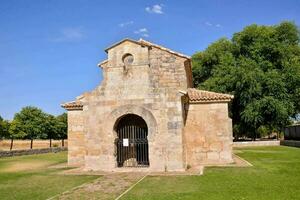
[[115, 114, 149, 167]]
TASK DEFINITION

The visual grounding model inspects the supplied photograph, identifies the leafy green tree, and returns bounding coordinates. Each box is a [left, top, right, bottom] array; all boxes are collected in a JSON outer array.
[[44, 114, 59, 148], [9, 119, 27, 150], [12, 106, 47, 149], [192, 21, 300, 140], [56, 113, 67, 147], [0, 115, 4, 139], [0, 116, 10, 140]]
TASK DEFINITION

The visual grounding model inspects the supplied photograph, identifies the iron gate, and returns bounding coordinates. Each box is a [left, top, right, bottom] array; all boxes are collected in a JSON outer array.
[[115, 114, 149, 167]]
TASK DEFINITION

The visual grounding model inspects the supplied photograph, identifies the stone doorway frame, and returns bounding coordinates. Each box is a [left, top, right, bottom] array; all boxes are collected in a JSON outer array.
[[105, 105, 158, 168], [114, 114, 149, 167]]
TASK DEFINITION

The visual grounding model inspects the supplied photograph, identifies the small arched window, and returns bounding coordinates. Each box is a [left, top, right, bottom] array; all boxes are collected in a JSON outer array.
[[122, 53, 134, 65]]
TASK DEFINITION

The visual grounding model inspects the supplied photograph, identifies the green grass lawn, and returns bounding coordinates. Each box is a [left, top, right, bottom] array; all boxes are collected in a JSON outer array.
[[0, 152, 99, 200], [1, 146, 300, 200], [123, 146, 300, 200]]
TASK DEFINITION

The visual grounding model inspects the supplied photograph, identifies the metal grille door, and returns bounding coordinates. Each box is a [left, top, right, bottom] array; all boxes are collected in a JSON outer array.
[[115, 114, 149, 167]]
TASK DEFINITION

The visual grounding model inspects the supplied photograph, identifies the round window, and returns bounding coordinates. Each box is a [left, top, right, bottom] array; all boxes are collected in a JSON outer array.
[[122, 54, 134, 65]]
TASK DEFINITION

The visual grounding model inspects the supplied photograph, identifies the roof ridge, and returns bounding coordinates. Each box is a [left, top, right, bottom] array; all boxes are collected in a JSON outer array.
[[188, 88, 233, 96], [104, 38, 142, 53], [104, 38, 190, 59], [138, 38, 190, 59]]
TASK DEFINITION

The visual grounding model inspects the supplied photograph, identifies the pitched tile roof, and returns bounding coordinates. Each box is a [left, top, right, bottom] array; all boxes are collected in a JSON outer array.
[[187, 88, 234, 103], [61, 101, 83, 111]]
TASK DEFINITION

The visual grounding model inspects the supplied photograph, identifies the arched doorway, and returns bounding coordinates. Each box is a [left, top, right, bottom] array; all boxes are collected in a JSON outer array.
[[114, 114, 149, 167]]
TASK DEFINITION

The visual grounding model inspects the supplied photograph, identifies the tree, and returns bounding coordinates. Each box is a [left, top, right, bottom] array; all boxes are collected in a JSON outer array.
[[9, 119, 27, 150], [0, 116, 10, 140], [0, 116, 4, 139], [56, 113, 67, 147], [44, 114, 59, 148], [192, 21, 300, 140], [12, 106, 47, 149]]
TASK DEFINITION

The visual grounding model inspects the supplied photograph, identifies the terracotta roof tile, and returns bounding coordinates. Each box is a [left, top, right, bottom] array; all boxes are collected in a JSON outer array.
[[187, 88, 234, 103], [61, 101, 83, 110]]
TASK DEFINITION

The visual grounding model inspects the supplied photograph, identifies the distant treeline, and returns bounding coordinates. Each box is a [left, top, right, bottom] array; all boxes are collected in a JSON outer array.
[[0, 106, 67, 150]]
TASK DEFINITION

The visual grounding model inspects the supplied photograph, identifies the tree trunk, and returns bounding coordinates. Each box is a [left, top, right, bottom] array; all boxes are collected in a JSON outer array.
[[252, 132, 256, 141], [10, 138, 13, 150], [50, 138, 52, 148], [30, 139, 33, 149], [62, 139, 64, 147]]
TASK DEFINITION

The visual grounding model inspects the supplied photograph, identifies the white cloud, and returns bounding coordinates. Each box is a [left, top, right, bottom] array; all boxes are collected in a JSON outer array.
[[145, 4, 164, 14], [51, 27, 85, 42], [134, 28, 148, 34], [134, 28, 149, 37], [205, 22, 222, 28], [205, 22, 212, 26], [119, 21, 134, 27]]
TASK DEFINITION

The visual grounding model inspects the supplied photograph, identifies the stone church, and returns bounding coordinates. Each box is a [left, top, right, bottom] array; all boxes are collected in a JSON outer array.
[[62, 38, 234, 172]]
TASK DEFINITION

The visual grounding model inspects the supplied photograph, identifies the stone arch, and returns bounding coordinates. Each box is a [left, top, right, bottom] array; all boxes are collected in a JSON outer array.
[[106, 104, 157, 142], [114, 114, 149, 167]]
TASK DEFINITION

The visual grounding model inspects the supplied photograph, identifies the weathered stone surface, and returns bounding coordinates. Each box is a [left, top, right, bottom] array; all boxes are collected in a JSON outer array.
[[183, 103, 233, 166], [64, 38, 233, 172]]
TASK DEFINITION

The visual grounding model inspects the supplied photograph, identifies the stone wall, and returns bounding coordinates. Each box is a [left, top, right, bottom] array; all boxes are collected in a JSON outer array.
[[67, 110, 86, 166], [233, 140, 280, 147], [280, 140, 300, 148], [0, 147, 67, 158], [78, 41, 190, 171], [147, 46, 190, 171], [183, 103, 233, 167]]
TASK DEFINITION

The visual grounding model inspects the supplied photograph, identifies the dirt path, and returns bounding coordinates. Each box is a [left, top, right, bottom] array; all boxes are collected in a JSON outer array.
[[54, 172, 146, 200]]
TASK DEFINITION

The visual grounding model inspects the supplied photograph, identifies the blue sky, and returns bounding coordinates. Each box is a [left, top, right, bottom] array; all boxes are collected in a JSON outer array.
[[0, 0, 299, 119]]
